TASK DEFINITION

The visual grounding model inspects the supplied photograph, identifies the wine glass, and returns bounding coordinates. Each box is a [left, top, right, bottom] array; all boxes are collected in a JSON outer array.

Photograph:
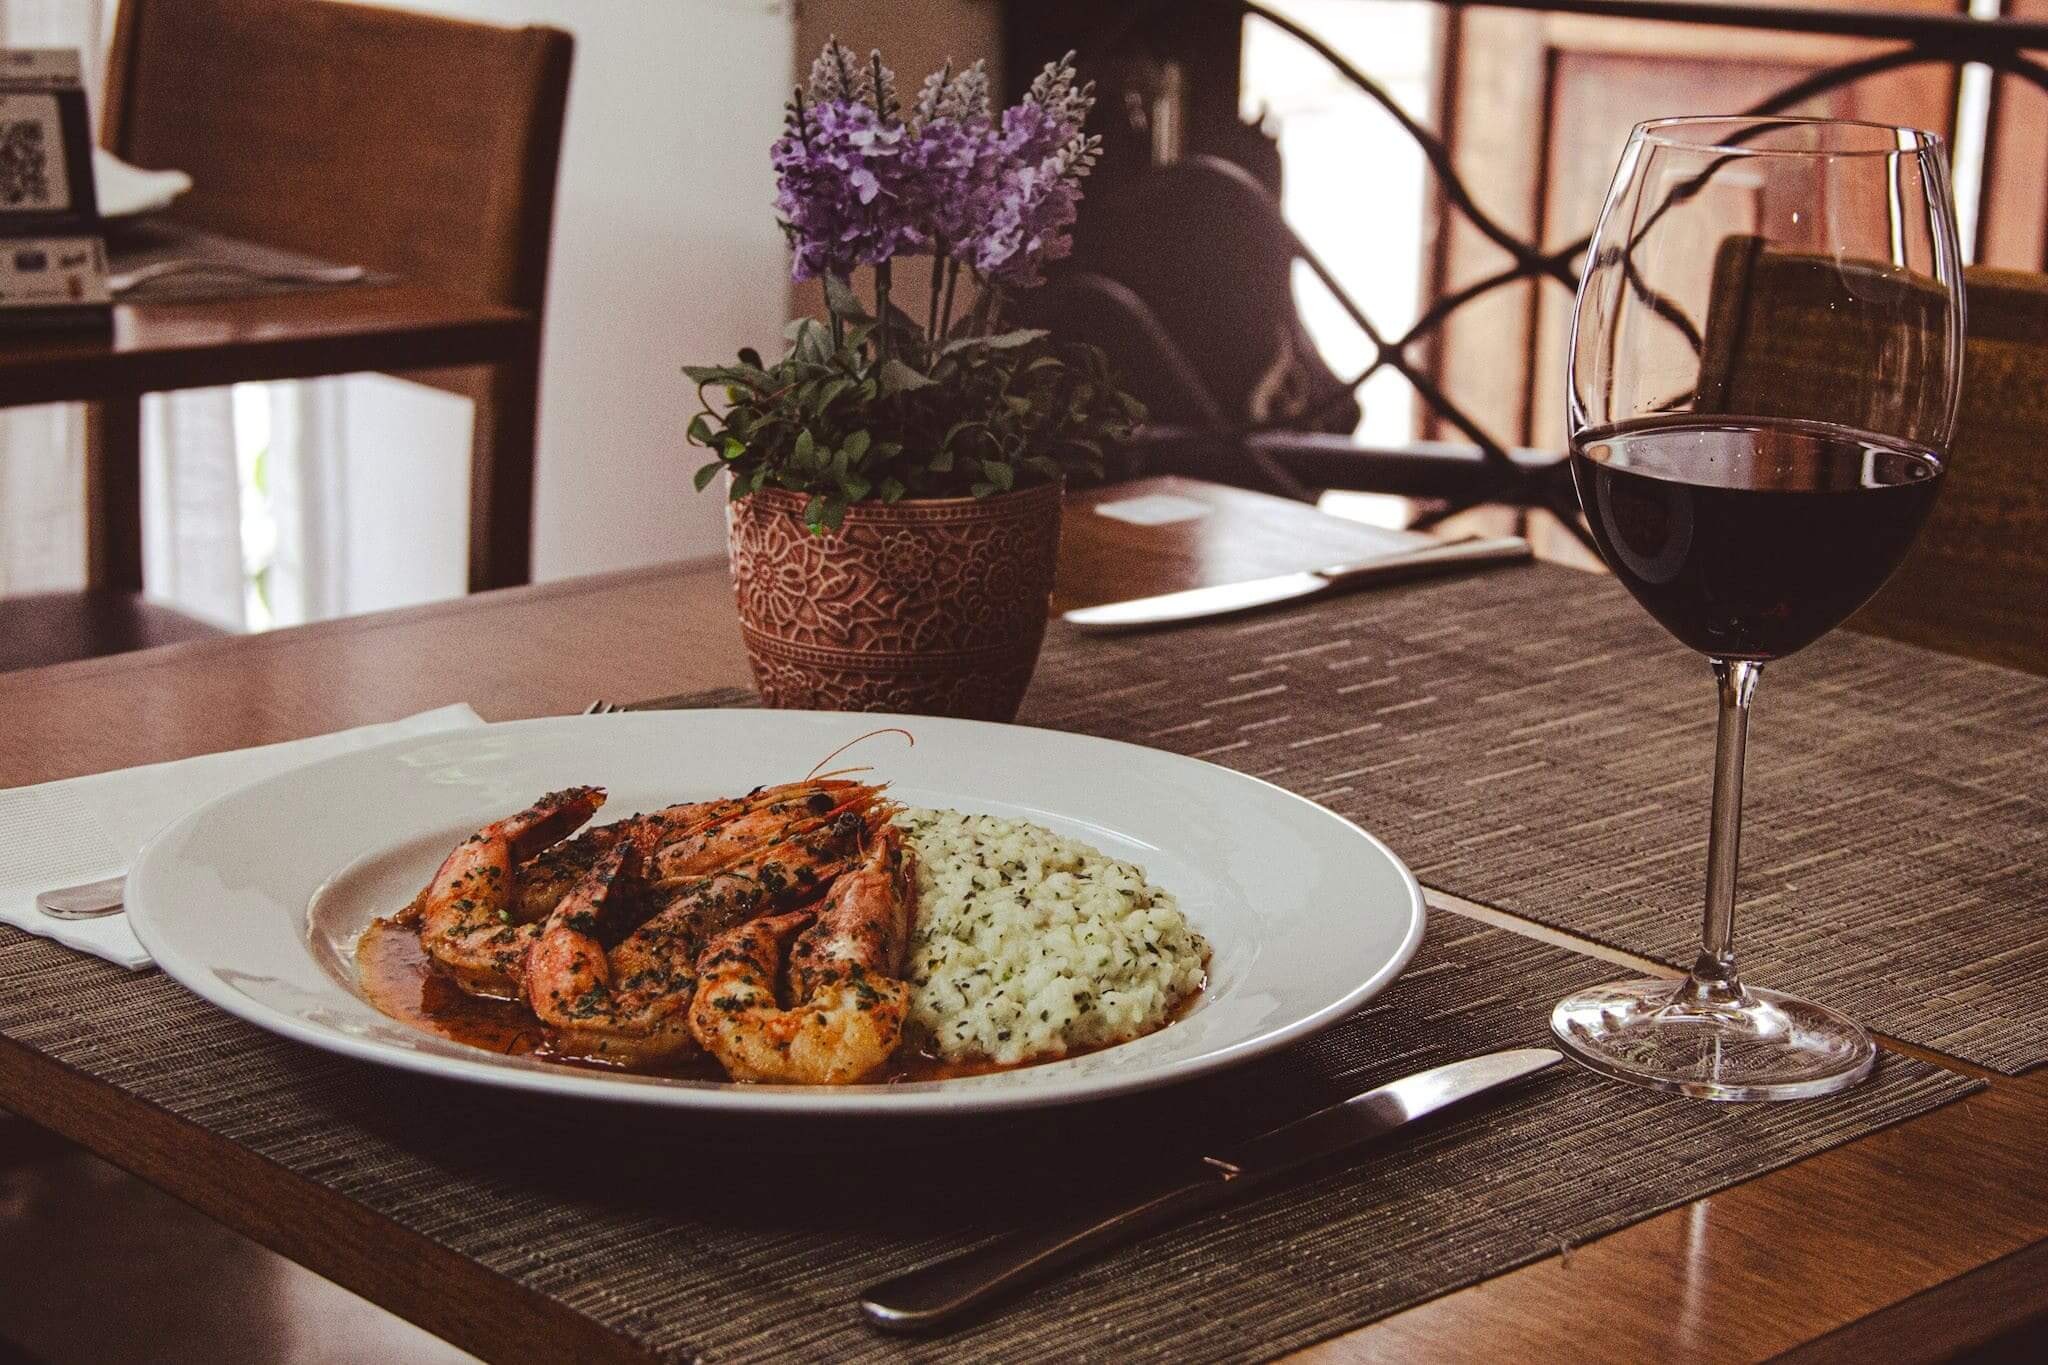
[[1555, 116, 1963, 1100]]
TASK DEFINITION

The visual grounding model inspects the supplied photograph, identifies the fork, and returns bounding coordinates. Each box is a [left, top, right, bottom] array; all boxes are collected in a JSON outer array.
[[107, 259, 370, 294], [581, 700, 627, 715], [36, 874, 125, 921]]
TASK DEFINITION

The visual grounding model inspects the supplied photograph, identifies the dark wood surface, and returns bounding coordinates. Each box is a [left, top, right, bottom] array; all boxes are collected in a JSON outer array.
[[0, 280, 530, 408], [0, 477, 2039, 1362], [0, 590, 224, 673]]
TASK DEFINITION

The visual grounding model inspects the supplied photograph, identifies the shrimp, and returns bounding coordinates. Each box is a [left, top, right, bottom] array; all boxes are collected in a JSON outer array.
[[644, 779, 884, 883], [652, 805, 884, 936], [514, 779, 883, 918], [688, 826, 918, 1084], [416, 787, 605, 997], [525, 842, 700, 1068], [525, 804, 883, 1068]]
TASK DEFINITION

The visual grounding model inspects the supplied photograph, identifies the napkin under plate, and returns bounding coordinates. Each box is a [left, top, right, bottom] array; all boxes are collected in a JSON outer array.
[[0, 704, 485, 969]]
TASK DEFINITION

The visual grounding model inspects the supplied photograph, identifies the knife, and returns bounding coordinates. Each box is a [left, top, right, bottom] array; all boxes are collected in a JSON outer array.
[[858, 1046, 1562, 1334], [1061, 534, 1532, 634]]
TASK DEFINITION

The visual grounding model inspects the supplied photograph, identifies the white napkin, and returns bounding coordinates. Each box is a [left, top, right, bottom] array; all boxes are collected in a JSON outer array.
[[0, 704, 485, 969]]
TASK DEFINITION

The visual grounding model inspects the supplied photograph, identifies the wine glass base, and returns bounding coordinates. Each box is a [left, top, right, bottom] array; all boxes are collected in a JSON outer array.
[[1550, 978, 1875, 1101]]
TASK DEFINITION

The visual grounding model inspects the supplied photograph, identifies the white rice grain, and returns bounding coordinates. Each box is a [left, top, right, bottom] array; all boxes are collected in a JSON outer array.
[[894, 808, 1208, 1066]]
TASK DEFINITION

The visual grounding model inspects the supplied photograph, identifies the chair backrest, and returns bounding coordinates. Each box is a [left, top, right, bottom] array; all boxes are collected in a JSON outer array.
[[99, 0, 572, 591], [1699, 243, 2048, 675], [102, 0, 571, 316]]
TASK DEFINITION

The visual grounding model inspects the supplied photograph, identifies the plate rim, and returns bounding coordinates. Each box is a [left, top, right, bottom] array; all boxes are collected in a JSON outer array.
[[125, 709, 1427, 1118]]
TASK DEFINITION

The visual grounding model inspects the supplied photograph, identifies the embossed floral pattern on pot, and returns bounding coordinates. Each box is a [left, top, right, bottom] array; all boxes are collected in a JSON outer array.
[[727, 480, 1061, 721]]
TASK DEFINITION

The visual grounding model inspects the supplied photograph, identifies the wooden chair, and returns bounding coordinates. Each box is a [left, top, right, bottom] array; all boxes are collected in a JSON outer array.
[[1698, 242, 2048, 675], [2, 0, 572, 671]]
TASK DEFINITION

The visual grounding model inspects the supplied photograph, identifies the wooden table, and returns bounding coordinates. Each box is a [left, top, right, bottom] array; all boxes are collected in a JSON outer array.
[[0, 477, 2040, 1363], [0, 223, 532, 593]]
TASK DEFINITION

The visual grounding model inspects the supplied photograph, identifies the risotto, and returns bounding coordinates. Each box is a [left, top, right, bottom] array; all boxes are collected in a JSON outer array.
[[894, 808, 1209, 1066]]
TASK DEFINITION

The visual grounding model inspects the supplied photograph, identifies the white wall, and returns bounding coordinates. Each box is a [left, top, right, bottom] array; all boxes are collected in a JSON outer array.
[[342, 0, 795, 590]]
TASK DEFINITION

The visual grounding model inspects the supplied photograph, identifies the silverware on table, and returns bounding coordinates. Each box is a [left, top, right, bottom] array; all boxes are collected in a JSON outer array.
[[107, 259, 369, 294], [35, 874, 126, 921], [857, 1046, 1563, 1334], [581, 699, 625, 715], [1061, 534, 1533, 634]]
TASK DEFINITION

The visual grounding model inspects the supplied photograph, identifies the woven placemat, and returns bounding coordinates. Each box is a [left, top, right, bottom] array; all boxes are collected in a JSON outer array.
[[984, 565, 2046, 1075], [0, 911, 1972, 1363]]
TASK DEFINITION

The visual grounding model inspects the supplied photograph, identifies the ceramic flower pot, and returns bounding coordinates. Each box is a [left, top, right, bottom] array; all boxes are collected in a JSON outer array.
[[725, 480, 1062, 721]]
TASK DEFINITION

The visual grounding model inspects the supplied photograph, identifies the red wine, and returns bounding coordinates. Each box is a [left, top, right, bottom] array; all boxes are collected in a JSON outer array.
[[1572, 416, 1943, 660]]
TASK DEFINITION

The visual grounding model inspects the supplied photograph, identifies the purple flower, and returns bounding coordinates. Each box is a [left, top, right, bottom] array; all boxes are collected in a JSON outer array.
[[771, 45, 1102, 292], [772, 96, 926, 281], [959, 99, 1092, 286]]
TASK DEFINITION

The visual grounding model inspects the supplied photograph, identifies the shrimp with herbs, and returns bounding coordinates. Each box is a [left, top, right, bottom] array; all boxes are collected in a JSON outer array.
[[525, 804, 883, 1067], [512, 779, 884, 918], [413, 786, 605, 997], [688, 826, 917, 1084], [525, 841, 701, 1068]]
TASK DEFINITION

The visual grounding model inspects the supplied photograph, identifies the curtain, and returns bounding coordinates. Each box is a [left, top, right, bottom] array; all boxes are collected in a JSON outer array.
[[265, 380, 350, 626]]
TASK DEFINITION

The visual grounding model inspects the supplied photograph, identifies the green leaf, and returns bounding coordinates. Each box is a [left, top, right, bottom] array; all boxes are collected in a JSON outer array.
[[823, 274, 874, 323], [788, 318, 833, 364], [686, 413, 715, 447], [883, 299, 927, 346], [720, 436, 746, 461], [939, 327, 1047, 357], [841, 429, 872, 462], [693, 461, 725, 492], [880, 476, 906, 503], [970, 481, 995, 498], [981, 458, 1015, 492], [841, 472, 873, 501], [737, 346, 763, 369], [878, 359, 937, 396], [793, 429, 816, 466], [928, 447, 954, 473]]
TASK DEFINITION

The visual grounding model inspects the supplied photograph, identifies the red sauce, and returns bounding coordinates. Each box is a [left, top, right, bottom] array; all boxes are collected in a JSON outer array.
[[356, 915, 1204, 1085]]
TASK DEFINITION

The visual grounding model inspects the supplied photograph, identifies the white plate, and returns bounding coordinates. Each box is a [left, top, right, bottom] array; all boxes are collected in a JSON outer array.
[[126, 711, 1425, 1117], [92, 148, 192, 218]]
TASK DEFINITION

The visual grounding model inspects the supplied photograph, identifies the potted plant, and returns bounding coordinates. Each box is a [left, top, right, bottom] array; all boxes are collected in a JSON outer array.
[[685, 42, 1142, 722]]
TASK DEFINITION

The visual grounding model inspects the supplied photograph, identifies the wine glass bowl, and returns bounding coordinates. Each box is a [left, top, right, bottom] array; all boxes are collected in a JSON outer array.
[[1553, 116, 1964, 1100]]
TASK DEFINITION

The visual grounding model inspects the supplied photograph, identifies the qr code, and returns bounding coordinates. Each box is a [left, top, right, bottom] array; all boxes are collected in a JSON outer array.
[[0, 118, 51, 208]]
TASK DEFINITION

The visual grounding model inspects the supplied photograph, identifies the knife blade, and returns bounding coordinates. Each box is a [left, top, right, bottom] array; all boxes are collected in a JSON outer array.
[[1061, 534, 1531, 633], [858, 1046, 1562, 1334]]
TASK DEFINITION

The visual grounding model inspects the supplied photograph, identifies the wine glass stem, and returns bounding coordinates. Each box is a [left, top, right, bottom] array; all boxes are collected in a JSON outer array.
[[1680, 657, 1761, 1008]]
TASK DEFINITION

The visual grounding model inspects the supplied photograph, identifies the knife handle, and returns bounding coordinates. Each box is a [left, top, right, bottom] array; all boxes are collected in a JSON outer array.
[[1315, 534, 1530, 587], [858, 1165, 1247, 1334]]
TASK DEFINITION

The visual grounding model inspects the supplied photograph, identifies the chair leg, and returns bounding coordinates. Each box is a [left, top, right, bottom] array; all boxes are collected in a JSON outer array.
[[466, 348, 540, 593], [84, 397, 145, 593]]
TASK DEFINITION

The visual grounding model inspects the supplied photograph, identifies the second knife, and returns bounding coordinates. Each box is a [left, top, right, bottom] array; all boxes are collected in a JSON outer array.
[[1061, 534, 1531, 633], [858, 1046, 1563, 1334]]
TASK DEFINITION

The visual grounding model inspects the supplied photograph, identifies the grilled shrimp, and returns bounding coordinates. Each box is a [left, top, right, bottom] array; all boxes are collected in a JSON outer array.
[[514, 780, 882, 918], [417, 787, 605, 997], [525, 805, 883, 1068], [688, 826, 917, 1084], [645, 779, 884, 883], [525, 842, 701, 1067]]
